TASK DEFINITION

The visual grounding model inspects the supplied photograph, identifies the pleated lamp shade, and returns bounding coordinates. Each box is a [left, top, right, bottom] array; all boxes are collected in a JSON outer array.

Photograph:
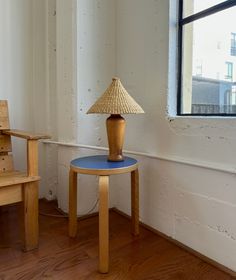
[[87, 77, 144, 114]]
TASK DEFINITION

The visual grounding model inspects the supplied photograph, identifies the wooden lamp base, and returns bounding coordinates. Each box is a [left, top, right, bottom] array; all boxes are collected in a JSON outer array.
[[106, 114, 125, 161]]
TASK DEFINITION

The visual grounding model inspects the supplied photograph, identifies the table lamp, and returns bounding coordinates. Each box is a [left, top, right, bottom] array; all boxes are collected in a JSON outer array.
[[87, 77, 144, 162]]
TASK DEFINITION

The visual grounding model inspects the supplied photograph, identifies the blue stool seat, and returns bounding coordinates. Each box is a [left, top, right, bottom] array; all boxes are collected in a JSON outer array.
[[70, 155, 138, 175]]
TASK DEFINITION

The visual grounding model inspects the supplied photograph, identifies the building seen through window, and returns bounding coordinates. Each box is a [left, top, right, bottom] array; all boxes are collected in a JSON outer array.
[[179, 0, 236, 115], [231, 32, 236, 56], [225, 61, 233, 81]]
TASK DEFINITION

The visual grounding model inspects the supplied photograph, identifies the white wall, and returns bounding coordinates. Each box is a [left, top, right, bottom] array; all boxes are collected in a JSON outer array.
[[0, 0, 53, 198], [0, 0, 33, 171], [54, 0, 236, 271], [56, 0, 118, 213], [0, 0, 33, 126], [114, 0, 236, 271], [2, 0, 236, 272], [77, 0, 116, 147]]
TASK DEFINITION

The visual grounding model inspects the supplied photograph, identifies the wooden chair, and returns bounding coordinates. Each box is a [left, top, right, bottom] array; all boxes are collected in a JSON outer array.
[[0, 100, 49, 251]]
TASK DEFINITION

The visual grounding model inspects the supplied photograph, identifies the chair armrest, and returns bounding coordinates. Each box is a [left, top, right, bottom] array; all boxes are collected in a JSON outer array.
[[3, 130, 50, 176], [3, 129, 50, 140]]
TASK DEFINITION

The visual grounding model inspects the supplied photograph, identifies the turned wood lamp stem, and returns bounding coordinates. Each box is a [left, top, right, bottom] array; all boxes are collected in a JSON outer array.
[[106, 114, 125, 162]]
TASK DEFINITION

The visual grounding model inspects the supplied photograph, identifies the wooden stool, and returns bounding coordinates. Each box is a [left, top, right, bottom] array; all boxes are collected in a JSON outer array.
[[68, 155, 139, 273]]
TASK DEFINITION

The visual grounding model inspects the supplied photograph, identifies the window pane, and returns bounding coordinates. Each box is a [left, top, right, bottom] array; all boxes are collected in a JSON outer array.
[[183, 0, 225, 18], [181, 6, 236, 114], [231, 33, 236, 56]]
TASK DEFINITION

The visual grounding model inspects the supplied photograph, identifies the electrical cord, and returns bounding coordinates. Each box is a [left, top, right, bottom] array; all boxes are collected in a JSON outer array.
[[39, 198, 99, 218]]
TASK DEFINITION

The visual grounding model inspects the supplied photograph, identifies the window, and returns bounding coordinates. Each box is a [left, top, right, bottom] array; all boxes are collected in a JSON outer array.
[[232, 85, 236, 104], [195, 60, 203, 76], [178, 0, 236, 116], [225, 61, 233, 80], [231, 32, 236, 56]]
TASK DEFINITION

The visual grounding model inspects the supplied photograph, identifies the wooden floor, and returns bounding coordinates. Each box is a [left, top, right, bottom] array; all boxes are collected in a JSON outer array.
[[0, 200, 234, 280]]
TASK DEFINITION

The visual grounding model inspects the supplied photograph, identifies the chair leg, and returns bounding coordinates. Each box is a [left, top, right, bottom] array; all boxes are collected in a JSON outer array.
[[22, 181, 39, 251], [131, 169, 139, 236], [69, 169, 78, 237], [99, 175, 109, 273]]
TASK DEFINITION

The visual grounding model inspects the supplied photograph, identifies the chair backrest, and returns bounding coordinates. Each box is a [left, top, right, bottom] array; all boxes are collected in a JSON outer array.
[[0, 101, 13, 173]]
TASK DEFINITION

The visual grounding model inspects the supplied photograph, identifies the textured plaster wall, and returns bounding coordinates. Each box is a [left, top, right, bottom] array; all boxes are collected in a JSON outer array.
[[56, 0, 236, 270], [56, 0, 118, 213], [2, 0, 236, 271], [113, 0, 236, 271], [77, 0, 116, 148], [73, 0, 236, 270]]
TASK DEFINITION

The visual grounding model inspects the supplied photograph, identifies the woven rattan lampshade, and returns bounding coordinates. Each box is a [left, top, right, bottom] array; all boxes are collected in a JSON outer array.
[[87, 77, 144, 114]]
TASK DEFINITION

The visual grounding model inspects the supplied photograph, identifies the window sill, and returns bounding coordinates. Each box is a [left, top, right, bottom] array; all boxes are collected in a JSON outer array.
[[168, 114, 236, 120]]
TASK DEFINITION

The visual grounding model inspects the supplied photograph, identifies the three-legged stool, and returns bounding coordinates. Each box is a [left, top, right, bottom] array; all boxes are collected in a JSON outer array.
[[68, 155, 139, 273]]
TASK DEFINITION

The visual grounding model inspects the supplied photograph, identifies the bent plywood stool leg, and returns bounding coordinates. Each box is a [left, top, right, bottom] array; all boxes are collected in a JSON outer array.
[[131, 168, 139, 236], [69, 169, 78, 237], [23, 181, 39, 251], [99, 175, 109, 273]]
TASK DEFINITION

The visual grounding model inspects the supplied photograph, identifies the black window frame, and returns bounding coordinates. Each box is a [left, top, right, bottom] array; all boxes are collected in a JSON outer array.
[[177, 0, 236, 116]]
